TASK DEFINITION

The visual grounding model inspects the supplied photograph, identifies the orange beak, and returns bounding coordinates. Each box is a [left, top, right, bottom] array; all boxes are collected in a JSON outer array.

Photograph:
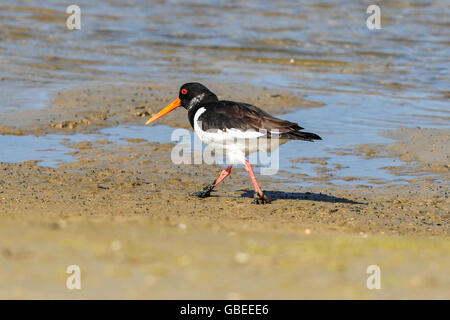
[[145, 97, 181, 125]]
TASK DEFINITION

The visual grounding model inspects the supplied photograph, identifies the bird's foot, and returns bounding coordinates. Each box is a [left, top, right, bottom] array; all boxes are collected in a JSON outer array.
[[252, 192, 271, 204], [191, 184, 214, 198]]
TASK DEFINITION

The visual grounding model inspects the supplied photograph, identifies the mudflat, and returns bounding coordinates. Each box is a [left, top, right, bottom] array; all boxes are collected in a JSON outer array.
[[0, 83, 448, 299]]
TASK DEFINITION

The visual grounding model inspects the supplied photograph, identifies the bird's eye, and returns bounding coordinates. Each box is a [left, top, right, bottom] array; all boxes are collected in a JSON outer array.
[[181, 89, 188, 95]]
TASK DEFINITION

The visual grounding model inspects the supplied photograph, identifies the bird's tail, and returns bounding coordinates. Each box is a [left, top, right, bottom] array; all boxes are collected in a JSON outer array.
[[279, 131, 322, 142]]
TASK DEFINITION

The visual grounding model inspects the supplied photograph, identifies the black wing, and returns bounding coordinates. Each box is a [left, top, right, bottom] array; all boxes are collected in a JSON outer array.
[[198, 101, 321, 141]]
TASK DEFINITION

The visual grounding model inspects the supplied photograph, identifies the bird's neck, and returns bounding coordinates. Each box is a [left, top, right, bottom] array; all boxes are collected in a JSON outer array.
[[187, 93, 218, 128]]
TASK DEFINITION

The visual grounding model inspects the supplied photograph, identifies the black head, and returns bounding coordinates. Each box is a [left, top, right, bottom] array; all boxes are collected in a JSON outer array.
[[145, 82, 218, 126], [178, 82, 218, 110]]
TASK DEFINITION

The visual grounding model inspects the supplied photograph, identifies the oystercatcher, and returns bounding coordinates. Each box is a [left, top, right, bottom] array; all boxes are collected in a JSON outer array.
[[146, 83, 321, 204]]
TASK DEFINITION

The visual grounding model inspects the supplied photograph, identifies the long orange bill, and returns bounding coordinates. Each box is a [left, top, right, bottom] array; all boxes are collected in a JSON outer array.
[[145, 97, 181, 125]]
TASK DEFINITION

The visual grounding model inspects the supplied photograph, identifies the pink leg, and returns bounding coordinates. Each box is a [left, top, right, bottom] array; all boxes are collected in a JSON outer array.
[[214, 165, 232, 186], [244, 160, 270, 204]]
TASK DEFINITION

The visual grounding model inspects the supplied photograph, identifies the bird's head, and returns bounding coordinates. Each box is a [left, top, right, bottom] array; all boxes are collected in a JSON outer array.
[[146, 82, 217, 125]]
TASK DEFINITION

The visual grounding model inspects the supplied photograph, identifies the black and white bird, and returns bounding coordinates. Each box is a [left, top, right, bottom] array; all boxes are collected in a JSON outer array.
[[146, 82, 321, 204]]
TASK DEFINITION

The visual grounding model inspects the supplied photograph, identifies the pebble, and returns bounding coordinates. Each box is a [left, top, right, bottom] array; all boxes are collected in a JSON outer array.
[[234, 252, 249, 264], [110, 240, 122, 251]]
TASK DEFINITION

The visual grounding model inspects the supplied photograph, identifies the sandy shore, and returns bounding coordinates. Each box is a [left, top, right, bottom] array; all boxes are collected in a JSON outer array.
[[0, 83, 448, 298]]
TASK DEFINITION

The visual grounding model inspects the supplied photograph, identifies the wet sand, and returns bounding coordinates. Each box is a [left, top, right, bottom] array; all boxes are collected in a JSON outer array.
[[0, 85, 448, 299], [0, 82, 323, 136], [0, 156, 448, 299]]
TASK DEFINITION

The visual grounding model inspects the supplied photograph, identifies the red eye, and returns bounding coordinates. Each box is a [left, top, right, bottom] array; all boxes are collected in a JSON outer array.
[[181, 89, 188, 95]]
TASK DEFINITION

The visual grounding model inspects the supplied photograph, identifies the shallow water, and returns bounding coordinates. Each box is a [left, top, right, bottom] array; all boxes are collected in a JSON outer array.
[[0, 125, 173, 167], [0, 0, 448, 184], [0, 120, 419, 186]]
